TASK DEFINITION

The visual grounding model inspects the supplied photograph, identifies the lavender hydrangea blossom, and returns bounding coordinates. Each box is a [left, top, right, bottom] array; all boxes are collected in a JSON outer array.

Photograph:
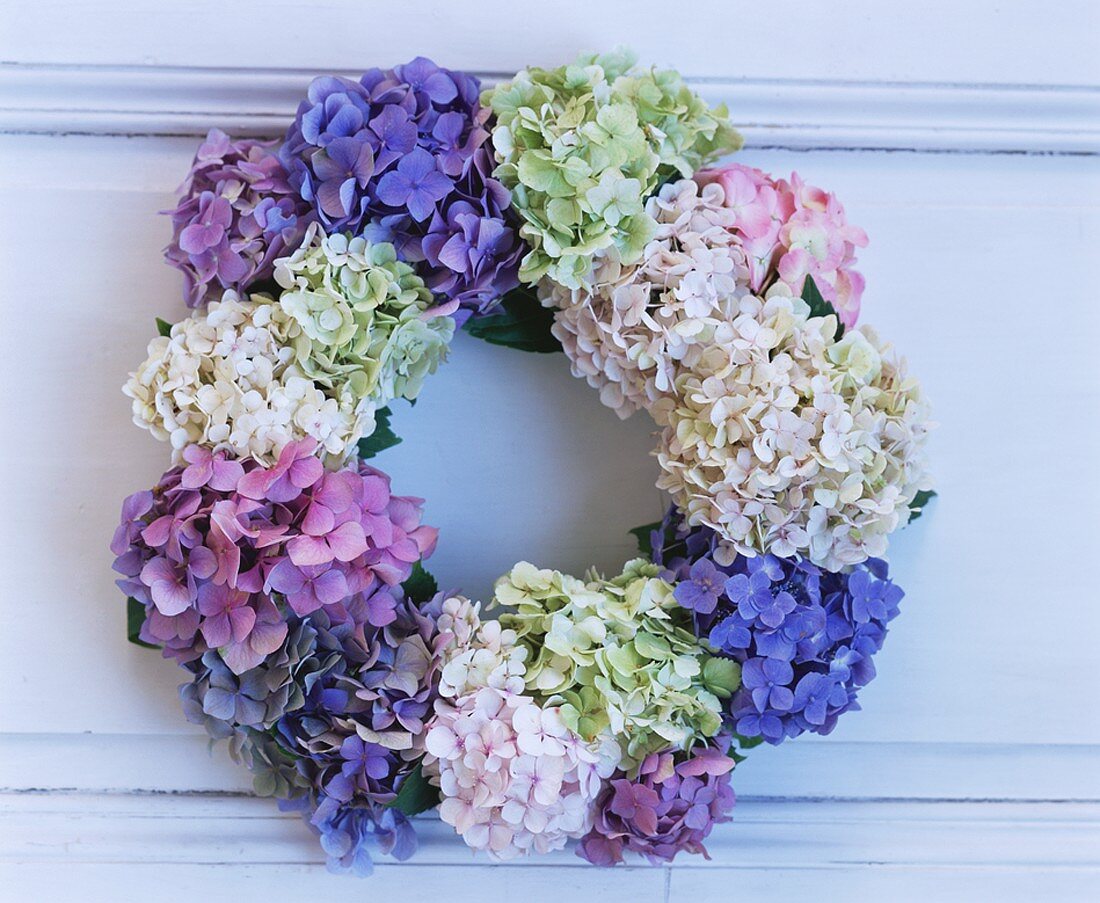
[[651, 507, 903, 745], [114, 437, 446, 875], [577, 743, 735, 866], [164, 129, 312, 307], [279, 58, 522, 319]]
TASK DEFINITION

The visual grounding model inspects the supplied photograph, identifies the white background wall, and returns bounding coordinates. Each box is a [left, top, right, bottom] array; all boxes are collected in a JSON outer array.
[[1, 2, 1099, 900]]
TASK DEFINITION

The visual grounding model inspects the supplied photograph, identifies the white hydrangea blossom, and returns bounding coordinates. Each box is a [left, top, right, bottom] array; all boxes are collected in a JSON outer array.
[[653, 290, 933, 571], [124, 291, 373, 465], [543, 179, 751, 419], [424, 597, 617, 861]]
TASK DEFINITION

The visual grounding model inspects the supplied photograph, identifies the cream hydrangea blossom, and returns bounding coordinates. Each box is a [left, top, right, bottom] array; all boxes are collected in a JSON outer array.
[[124, 291, 371, 465], [653, 289, 933, 571], [273, 223, 455, 405], [127, 226, 458, 467], [544, 179, 751, 418], [424, 596, 615, 860], [496, 560, 738, 769]]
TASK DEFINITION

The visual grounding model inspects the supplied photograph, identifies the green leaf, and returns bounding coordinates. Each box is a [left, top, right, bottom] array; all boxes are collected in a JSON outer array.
[[387, 762, 440, 816], [357, 406, 402, 459], [908, 489, 938, 522], [464, 285, 563, 353], [734, 732, 766, 751], [728, 731, 766, 764], [801, 275, 844, 339], [155, 317, 173, 338], [402, 560, 438, 604], [127, 597, 160, 649], [628, 521, 661, 558]]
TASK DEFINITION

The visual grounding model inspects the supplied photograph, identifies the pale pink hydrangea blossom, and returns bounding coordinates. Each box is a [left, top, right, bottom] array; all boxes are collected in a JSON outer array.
[[423, 599, 618, 860], [544, 179, 751, 419], [544, 169, 868, 424]]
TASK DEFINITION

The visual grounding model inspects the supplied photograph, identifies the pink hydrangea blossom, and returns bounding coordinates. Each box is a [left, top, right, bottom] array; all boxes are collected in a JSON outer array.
[[694, 164, 868, 327], [423, 600, 617, 860], [426, 686, 606, 860], [111, 439, 437, 674]]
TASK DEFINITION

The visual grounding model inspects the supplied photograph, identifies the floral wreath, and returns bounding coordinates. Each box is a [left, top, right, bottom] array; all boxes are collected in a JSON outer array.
[[112, 50, 935, 875]]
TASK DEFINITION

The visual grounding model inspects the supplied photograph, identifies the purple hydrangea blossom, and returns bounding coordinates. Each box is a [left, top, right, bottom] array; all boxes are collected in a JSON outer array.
[[164, 129, 312, 307], [111, 439, 437, 674], [279, 58, 522, 319], [673, 558, 724, 615], [577, 743, 736, 866], [651, 506, 903, 745]]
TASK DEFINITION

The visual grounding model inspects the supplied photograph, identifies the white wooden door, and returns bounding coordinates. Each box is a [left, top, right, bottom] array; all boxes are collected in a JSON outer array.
[[2, 2, 1099, 900]]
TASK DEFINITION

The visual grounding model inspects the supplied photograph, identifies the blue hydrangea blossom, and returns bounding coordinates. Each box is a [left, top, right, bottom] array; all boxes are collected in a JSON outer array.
[[653, 506, 903, 744]]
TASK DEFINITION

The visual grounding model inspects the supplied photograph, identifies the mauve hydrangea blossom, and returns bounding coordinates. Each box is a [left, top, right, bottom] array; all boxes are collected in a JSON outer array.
[[694, 163, 868, 328], [651, 507, 903, 744], [279, 58, 522, 318], [124, 291, 373, 466], [269, 593, 448, 870], [424, 598, 616, 860], [164, 128, 312, 308], [652, 290, 933, 571], [544, 179, 751, 419], [110, 439, 437, 674], [179, 584, 449, 876], [577, 743, 735, 865]]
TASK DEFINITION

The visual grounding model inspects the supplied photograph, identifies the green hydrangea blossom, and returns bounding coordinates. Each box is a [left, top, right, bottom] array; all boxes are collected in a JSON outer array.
[[484, 48, 742, 289], [272, 225, 454, 411], [495, 558, 741, 770]]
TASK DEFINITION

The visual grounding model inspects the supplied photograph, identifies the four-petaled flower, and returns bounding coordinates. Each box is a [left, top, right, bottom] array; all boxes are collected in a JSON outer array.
[[376, 148, 454, 222], [726, 557, 795, 629]]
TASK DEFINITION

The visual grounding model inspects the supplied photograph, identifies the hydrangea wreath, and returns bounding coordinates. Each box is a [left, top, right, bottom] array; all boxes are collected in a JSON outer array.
[[114, 50, 935, 875]]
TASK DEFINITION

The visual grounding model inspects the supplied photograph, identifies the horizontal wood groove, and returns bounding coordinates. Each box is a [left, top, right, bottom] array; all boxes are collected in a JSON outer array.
[[7, 733, 1100, 801], [2, 63, 1097, 153], [3, 792, 1098, 870]]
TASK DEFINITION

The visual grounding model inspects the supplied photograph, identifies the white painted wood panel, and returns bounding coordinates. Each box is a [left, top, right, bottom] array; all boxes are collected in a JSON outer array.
[[3, 794, 1098, 901], [1, 2, 1099, 898], [2, 136, 1096, 748], [5, 0, 1099, 86], [5, 65, 1098, 153]]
